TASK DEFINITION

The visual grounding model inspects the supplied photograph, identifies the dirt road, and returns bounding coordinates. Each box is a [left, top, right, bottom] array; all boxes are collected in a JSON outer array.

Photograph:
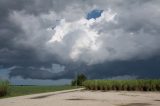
[[0, 89, 160, 106]]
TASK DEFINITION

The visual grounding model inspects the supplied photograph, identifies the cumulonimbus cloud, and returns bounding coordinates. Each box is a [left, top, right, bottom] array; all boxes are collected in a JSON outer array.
[[0, 0, 160, 81], [9, 4, 160, 65]]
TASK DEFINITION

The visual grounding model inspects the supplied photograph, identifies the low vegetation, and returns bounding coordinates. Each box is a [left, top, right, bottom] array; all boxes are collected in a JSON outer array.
[[83, 80, 160, 91], [0, 80, 9, 97], [0, 85, 79, 98]]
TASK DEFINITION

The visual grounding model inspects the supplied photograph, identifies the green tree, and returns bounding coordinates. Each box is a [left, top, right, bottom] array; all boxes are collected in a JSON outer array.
[[71, 73, 87, 86]]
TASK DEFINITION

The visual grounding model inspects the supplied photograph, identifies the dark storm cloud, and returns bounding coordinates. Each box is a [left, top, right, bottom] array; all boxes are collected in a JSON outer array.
[[0, 0, 160, 81], [0, 0, 64, 65], [87, 57, 160, 79], [9, 66, 66, 80], [8, 63, 88, 80], [0, 0, 68, 80]]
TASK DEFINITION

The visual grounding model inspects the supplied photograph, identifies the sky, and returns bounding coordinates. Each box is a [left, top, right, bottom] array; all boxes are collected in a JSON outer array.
[[0, 0, 160, 85]]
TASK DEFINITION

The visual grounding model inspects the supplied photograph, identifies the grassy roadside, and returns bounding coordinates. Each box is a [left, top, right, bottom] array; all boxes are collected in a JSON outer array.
[[0, 85, 80, 98]]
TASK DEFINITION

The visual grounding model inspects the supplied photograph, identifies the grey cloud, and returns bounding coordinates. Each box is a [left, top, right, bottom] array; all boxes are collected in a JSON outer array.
[[0, 0, 160, 82]]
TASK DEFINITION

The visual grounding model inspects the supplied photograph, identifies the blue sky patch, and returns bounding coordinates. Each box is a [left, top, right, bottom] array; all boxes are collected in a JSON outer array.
[[87, 9, 103, 20]]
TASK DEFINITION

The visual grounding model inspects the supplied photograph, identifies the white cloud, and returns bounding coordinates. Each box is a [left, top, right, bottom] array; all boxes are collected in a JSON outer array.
[[47, 9, 117, 64]]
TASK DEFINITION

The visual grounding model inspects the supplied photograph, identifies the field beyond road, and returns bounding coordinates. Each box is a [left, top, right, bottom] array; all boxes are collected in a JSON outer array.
[[0, 90, 160, 106], [1, 85, 80, 98]]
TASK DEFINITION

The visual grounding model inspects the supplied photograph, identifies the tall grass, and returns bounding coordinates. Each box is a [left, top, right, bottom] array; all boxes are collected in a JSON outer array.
[[0, 80, 9, 97], [83, 80, 160, 91]]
